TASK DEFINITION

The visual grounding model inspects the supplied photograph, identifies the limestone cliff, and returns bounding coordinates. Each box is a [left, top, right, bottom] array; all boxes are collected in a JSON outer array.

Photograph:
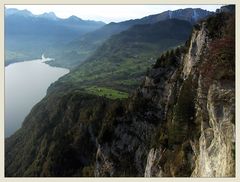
[[144, 10, 235, 177]]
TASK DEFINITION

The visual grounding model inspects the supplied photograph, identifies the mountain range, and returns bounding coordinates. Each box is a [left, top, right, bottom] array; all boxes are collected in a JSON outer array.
[[5, 8, 105, 65], [46, 8, 213, 68], [5, 7, 212, 67]]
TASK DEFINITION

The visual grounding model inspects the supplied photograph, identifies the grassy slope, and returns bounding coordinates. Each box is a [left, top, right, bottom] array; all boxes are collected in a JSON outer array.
[[85, 86, 128, 99]]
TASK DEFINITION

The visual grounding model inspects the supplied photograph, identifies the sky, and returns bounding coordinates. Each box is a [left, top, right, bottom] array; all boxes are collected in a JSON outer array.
[[5, 5, 223, 23]]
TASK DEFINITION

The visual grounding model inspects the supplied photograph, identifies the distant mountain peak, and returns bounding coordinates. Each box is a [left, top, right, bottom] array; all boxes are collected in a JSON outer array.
[[69, 15, 81, 20], [5, 8, 33, 17], [168, 10, 173, 19], [38, 12, 58, 20], [66, 15, 83, 22], [4, 8, 18, 15], [147, 8, 213, 24]]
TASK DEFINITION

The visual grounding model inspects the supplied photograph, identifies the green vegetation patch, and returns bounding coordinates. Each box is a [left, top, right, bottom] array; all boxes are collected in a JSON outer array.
[[85, 86, 128, 100], [5, 50, 34, 66]]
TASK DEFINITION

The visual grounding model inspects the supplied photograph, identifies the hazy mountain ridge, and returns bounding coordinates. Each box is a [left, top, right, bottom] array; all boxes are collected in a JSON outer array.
[[5, 7, 212, 68], [138, 8, 213, 24], [45, 8, 213, 68], [5, 8, 105, 23], [4, 8, 105, 65]]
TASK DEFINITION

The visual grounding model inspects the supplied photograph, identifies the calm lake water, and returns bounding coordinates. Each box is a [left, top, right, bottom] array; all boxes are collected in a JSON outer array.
[[5, 58, 69, 137]]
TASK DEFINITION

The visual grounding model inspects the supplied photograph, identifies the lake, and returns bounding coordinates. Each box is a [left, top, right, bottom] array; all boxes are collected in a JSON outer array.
[[5, 58, 69, 137]]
